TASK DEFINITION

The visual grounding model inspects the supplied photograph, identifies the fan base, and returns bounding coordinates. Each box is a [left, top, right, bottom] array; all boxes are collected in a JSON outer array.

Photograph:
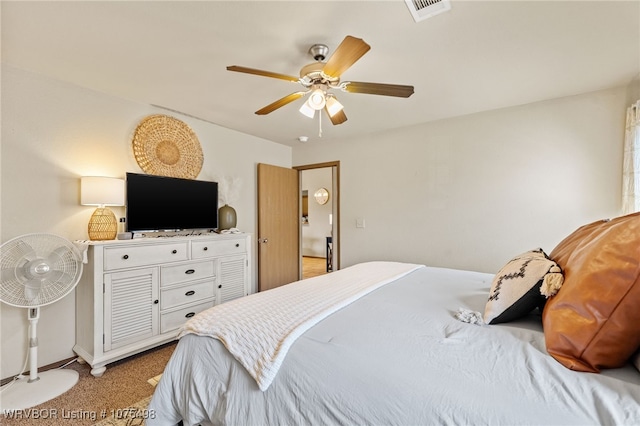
[[0, 369, 79, 411]]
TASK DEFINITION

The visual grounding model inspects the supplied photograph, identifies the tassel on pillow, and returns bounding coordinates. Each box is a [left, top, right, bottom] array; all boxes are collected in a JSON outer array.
[[540, 265, 564, 297], [455, 307, 485, 325]]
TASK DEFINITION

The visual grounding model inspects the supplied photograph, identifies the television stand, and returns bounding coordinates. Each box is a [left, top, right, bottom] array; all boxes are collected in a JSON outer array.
[[73, 233, 252, 377]]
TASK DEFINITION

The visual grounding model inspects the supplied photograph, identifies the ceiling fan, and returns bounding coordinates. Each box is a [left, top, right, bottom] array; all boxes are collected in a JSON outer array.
[[227, 36, 415, 126]]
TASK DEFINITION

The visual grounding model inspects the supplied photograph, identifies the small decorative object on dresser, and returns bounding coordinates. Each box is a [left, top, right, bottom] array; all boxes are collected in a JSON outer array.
[[215, 175, 242, 231], [218, 204, 237, 230]]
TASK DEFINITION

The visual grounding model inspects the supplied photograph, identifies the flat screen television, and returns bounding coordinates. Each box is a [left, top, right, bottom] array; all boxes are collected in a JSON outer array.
[[126, 172, 218, 232]]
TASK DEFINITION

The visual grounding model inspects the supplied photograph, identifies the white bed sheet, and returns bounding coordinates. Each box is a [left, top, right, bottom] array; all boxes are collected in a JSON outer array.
[[148, 265, 640, 426]]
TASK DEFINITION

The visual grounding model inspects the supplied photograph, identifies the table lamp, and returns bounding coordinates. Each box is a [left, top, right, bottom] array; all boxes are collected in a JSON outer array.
[[81, 176, 125, 240]]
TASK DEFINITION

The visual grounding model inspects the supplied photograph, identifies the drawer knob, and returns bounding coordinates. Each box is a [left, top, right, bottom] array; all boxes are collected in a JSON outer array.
[[203, 247, 208, 251], [235, 243, 240, 247], [172, 249, 177, 254], [185, 269, 195, 275], [218, 284, 222, 289], [185, 290, 195, 296], [185, 312, 195, 318], [122, 254, 129, 260], [153, 299, 159, 304]]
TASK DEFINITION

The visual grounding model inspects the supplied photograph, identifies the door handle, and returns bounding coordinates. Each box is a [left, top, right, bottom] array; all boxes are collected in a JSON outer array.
[[258, 238, 268, 244]]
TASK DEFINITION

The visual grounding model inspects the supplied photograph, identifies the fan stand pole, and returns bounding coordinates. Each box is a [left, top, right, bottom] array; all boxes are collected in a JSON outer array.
[[0, 308, 79, 412], [28, 307, 40, 383]]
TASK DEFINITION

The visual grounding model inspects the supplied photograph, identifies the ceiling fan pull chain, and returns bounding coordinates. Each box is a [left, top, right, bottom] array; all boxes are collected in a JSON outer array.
[[318, 110, 323, 137]]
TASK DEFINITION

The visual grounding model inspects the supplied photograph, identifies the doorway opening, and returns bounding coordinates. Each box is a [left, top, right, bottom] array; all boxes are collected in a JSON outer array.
[[294, 162, 340, 280]]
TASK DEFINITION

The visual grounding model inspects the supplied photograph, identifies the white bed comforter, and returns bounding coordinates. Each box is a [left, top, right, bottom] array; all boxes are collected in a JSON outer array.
[[148, 263, 640, 426], [179, 261, 424, 391]]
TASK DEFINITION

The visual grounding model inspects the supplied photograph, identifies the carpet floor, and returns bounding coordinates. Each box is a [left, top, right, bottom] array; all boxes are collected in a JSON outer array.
[[1, 342, 176, 426]]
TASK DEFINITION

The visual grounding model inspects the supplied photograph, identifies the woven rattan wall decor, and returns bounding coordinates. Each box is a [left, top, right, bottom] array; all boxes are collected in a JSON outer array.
[[132, 114, 203, 179]]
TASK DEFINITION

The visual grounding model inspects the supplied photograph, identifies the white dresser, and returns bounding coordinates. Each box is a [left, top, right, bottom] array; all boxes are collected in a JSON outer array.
[[73, 233, 252, 377]]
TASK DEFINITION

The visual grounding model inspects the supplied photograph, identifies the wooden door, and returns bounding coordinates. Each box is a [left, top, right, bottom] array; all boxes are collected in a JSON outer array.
[[257, 163, 299, 291]]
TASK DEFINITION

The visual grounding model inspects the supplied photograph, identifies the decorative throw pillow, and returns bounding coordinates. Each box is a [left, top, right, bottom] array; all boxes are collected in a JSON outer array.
[[484, 248, 563, 324], [543, 212, 640, 372]]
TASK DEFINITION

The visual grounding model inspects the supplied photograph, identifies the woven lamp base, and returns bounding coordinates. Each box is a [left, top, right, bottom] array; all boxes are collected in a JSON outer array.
[[88, 207, 118, 241]]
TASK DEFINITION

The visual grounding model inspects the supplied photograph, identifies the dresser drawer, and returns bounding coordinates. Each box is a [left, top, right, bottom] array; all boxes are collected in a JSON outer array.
[[104, 242, 189, 271], [161, 300, 214, 334], [161, 260, 215, 287], [192, 238, 246, 259], [161, 279, 215, 310]]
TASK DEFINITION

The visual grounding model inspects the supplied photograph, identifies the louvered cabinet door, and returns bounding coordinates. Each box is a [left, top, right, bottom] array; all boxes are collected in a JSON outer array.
[[218, 254, 248, 304], [103, 267, 159, 351]]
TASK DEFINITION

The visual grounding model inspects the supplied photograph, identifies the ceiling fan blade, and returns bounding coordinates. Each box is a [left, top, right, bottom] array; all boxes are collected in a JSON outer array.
[[326, 107, 347, 125], [342, 81, 415, 98], [322, 36, 371, 79], [227, 65, 300, 83], [255, 91, 308, 115]]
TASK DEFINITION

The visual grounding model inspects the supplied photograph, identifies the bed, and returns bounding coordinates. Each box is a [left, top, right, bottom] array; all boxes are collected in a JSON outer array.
[[147, 257, 640, 426]]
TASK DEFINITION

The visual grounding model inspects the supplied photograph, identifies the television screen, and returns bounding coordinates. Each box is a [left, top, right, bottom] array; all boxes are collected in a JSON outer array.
[[126, 172, 218, 232]]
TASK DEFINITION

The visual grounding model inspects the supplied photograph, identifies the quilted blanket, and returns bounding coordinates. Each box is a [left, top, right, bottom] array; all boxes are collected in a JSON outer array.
[[179, 261, 424, 390]]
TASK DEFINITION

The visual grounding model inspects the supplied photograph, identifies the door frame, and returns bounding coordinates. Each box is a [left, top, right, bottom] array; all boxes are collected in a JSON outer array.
[[294, 161, 340, 274]]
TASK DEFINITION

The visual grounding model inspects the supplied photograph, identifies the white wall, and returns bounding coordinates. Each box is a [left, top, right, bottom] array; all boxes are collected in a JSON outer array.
[[628, 74, 640, 104], [293, 87, 627, 274], [0, 65, 291, 379], [301, 168, 333, 257]]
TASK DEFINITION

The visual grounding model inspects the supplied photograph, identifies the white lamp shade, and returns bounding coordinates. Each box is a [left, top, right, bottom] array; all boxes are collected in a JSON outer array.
[[325, 96, 344, 117], [81, 177, 125, 206], [299, 101, 316, 118]]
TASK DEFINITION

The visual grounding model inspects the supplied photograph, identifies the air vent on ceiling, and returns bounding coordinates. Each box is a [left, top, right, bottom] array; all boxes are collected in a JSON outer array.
[[405, 0, 451, 22]]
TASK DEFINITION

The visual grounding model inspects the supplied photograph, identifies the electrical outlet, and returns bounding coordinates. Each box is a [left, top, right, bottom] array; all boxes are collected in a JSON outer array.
[[356, 218, 365, 228]]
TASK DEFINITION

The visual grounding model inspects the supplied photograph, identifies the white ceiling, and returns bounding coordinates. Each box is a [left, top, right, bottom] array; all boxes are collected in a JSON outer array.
[[2, 0, 639, 147]]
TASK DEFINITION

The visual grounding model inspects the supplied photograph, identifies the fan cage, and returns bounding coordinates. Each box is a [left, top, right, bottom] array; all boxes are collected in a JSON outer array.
[[0, 233, 83, 308]]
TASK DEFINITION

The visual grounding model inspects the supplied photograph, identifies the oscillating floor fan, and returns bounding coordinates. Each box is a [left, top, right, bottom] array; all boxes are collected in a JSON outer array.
[[0, 233, 83, 411]]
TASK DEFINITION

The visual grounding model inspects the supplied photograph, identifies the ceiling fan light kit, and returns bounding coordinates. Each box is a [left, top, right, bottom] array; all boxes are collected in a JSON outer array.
[[227, 35, 414, 136]]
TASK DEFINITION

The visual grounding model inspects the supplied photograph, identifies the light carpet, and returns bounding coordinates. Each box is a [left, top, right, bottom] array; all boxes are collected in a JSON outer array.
[[93, 375, 161, 426]]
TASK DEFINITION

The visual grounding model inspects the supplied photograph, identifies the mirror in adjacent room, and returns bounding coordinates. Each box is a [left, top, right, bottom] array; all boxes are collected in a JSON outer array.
[[314, 188, 329, 205]]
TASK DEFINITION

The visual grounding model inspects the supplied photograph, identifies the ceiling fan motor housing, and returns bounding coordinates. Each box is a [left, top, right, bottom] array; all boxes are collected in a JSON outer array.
[[300, 62, 340, 87]]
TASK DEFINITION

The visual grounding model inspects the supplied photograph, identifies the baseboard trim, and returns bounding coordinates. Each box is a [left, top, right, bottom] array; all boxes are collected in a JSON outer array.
[[1, 355, 77, 386]]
